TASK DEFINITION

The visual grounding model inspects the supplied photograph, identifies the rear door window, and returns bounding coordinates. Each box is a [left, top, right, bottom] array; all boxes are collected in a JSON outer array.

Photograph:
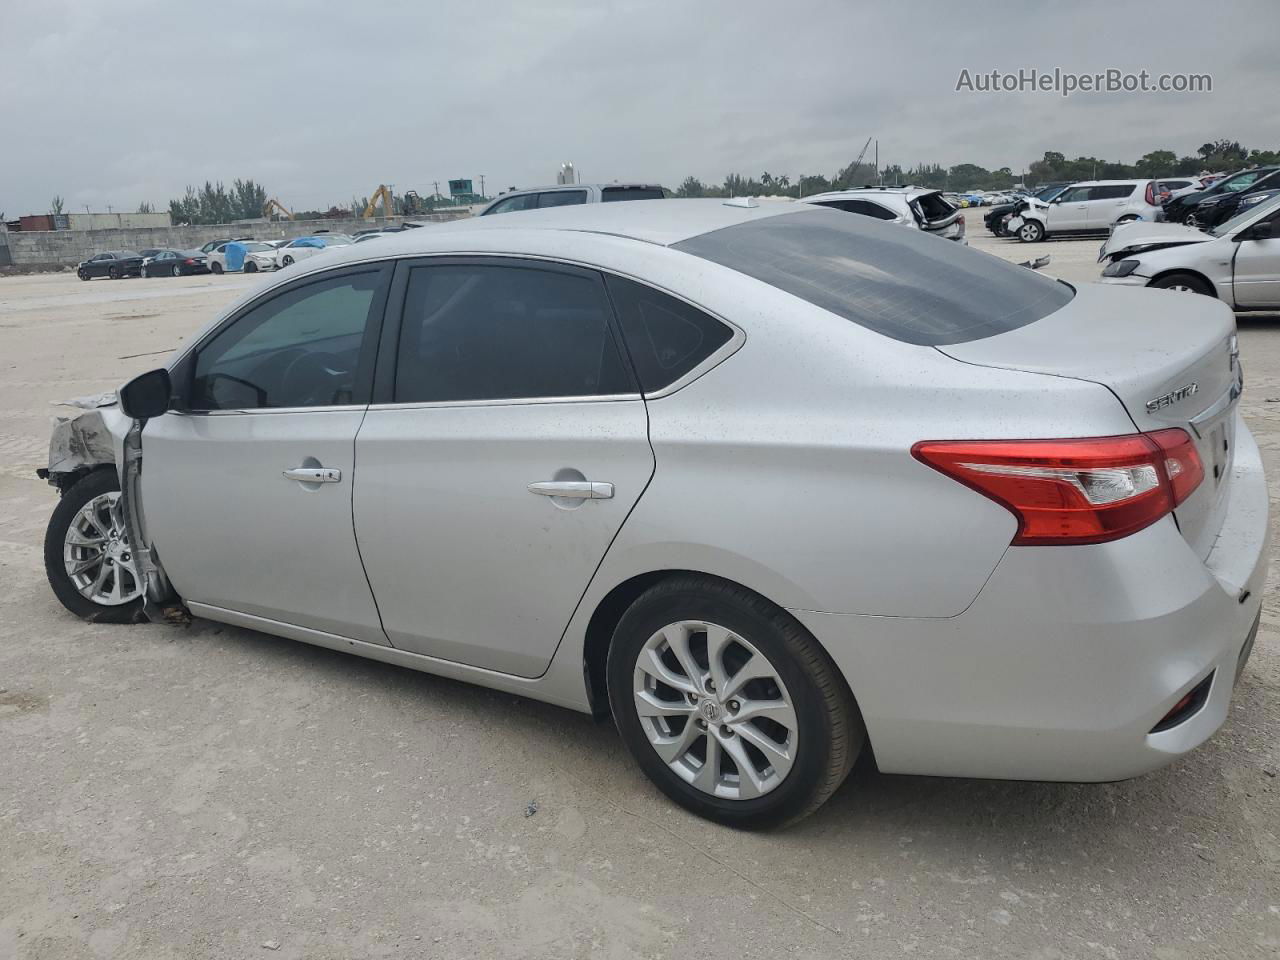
[[393, 262, 635, 403], [815, 199, 899, 220], [605, 276, 733, 393], [1089, 185, 1136, 200], [674, 208, 1073, 346], [537, 190, 587, 208], [484, 193, 539, 215], [601, 186, 664, 202]]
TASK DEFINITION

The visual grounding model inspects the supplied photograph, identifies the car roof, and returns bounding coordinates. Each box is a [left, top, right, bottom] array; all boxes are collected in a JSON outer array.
[[497, 182, 663, 194], [803, 186, 937, 200], [374, 198, 802, 248]]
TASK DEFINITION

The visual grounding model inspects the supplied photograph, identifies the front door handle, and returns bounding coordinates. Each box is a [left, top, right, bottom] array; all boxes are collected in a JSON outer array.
[[528, 480, 614, 499], [283, 467, 342, 483]]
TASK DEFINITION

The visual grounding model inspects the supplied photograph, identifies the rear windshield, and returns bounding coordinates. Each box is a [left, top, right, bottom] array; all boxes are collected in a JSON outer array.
[[912, 192, 955, 222], [673, 208, 1073, 346], [602, 186, 664, 202]]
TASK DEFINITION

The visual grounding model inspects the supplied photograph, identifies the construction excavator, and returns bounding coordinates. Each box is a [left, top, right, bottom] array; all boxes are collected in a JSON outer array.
[[363, 184, 394, 218], [262, 197, 294, 220]]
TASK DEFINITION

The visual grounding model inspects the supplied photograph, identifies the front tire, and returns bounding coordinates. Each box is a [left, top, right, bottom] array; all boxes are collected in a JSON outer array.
[[1017, 220, 1045, 242], [245, 261, 258, 273], [77, 269, 89, 281], [210, 262, 223, 274], [606, 575, 863, 829], [1150, 272, 1213, 296], [44, 470, 145, 623], [281, 255, 294, 267]]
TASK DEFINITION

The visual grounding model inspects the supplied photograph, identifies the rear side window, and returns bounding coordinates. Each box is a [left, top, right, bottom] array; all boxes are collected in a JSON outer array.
[[674, 209, 1074, 346], [605, 276, 733, 392], [1089, 184, 1136, 200], [394, 263, 636, 403], [815, 198, 899, 220], [602, 186, 664, 202]]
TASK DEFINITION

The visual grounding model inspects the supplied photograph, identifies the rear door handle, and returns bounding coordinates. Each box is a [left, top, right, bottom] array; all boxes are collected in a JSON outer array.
[[528, 481, 614, 499], [283, 467, 342, 483]]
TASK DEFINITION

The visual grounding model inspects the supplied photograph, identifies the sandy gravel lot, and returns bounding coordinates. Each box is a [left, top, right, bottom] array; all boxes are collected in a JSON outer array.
[[1, 233, 1277, 959]]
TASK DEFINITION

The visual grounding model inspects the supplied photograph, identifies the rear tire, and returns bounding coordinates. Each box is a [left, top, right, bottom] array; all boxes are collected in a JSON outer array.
[[606, 575, 863, 829], [44, 470, 145, 624], [172, 264, 182, 277], [1150, 272, 1213, 296], [1017, 220, 1045, 243], [108, 265, 122, 279]]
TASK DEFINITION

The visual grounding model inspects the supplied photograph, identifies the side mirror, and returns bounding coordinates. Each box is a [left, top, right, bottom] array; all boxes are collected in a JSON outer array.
[[118, 368, 172, 420], [1236, 222, 1273, 241]]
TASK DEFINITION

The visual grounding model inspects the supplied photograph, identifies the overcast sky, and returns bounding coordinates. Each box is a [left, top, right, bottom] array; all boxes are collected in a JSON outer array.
[[2, 0, 1277, 215]]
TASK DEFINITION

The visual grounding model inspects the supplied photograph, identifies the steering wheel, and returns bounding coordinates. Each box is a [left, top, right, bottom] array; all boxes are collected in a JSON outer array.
[[279, 351, 350, 406]]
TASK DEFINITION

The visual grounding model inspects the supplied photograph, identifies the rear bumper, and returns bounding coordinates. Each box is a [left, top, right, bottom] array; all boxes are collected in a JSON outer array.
[[794, 414, 1268, 782]]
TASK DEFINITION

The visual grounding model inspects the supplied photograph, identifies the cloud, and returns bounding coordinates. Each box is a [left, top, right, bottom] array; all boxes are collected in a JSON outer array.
[[1, 0, 1276, 214]]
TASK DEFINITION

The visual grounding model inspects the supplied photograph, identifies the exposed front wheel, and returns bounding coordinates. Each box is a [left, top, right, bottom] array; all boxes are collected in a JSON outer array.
[[281, 255, 294, 267], [1150, 272, 1213, 296], [1017, 220, 1045, 242], [245, 261, 258, 273], [210, 262, 223, 274], [43, 470, 144, 623], [607, 576, 863, 829], [77, 269, 90, 281]]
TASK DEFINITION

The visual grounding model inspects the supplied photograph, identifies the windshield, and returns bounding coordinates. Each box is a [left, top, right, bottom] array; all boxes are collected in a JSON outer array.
[[242, 242, 272, 252], [1035, 185, 1066, 201], [322, 236, 352, 246], [1211, 192, 1280, 237], [675, 208, 1073, 346]]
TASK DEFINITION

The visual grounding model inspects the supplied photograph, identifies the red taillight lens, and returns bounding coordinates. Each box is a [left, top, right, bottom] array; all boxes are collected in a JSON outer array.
[[912, 430, 1203, 545], [1145, 182, 1156, 206], [184, 258, 195, 264]]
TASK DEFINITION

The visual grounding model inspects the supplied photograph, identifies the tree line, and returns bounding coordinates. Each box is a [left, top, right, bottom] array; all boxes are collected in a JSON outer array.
[[676, 140, 1280, 198], [94, 138, 1279, 224]]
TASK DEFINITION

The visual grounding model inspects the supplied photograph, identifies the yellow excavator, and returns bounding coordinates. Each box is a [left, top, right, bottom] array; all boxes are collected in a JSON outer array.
[[363, 184, 394, 218], [262, 197, 294, 220]]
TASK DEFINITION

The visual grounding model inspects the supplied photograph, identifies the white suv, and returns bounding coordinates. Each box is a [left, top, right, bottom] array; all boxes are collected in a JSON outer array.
[[801, 187, 966, 242], [478, 183, 665, 215], [1009, 179, 1197, 242]]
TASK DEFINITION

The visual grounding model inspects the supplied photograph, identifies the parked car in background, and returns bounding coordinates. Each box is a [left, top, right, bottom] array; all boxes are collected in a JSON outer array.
[[1008, 179, 1195, 241], [76, 251, 144, 280], [1098, 190, 1280, 308], [1186, 173, 1280, 229], [275, 234, 354, 268], [206, 240, 279, 274], [801, 186, 966, 242], [478, 183, 665, 215], [984, 183, 1068, 236], [140, 249, 210, 277], [198, 238, 244, 255], [42, 199, 1265, 829], [1163, 167, 1280, 226]]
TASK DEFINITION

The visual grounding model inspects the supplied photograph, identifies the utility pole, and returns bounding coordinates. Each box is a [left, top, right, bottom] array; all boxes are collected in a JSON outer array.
[[875, 141, 879, 184], [432, 180, 440, 200], [479, 174, 486, 198]]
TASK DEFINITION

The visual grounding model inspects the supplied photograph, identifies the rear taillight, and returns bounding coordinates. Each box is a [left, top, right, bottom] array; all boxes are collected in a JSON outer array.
[[184, 258, 195, 264], [1144, 182, 1156, 206], [912, 430, 1203, 545]]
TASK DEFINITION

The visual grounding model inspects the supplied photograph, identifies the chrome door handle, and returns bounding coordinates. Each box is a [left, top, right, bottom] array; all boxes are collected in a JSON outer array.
[[283, 467, 342, 483], [528, 481, 614, 499]]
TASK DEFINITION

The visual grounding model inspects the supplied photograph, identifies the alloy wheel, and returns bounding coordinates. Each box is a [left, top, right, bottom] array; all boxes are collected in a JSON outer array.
[[632, 620, 797, 800], [62, 491, 143, 606], [172, 265, 181, 277]]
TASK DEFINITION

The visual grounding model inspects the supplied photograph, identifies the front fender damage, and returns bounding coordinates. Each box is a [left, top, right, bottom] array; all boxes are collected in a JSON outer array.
[[40, 395, 179, 621]]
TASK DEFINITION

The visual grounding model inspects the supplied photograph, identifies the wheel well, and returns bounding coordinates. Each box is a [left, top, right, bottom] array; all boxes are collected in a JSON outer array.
[[580, 569, 810, 720], [1147, 267, 1218, 297]]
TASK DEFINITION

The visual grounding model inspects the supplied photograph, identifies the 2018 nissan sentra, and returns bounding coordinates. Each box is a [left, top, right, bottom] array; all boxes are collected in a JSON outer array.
[[39, 199, 1267, 828]]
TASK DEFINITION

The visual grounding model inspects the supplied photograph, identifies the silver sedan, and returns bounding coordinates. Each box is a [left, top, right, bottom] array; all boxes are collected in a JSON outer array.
[[41, 199, 1267, 827]]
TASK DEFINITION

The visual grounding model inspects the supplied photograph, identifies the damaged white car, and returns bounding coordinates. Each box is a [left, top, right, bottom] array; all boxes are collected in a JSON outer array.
[[1098, 192, 1280, 307]]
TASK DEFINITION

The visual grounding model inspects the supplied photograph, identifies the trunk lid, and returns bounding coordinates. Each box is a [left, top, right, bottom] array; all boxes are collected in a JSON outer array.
[[938, 283, 1241, 558]]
